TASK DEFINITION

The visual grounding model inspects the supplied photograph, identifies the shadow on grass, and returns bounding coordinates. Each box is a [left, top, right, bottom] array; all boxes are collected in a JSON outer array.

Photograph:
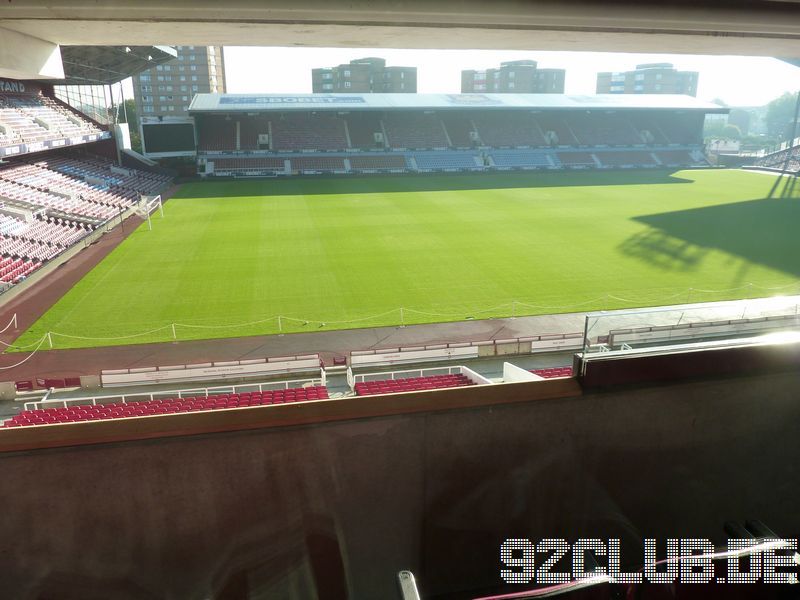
[[175, 169, 695, 198], [623, 197, 800, 276]]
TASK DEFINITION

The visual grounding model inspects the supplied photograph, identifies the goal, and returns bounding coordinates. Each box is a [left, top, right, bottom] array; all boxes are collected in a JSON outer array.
[[137, 195, 164, 231]]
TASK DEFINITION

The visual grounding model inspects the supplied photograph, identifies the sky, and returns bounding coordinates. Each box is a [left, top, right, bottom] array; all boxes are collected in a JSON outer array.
[[221, 47, 800, 107]]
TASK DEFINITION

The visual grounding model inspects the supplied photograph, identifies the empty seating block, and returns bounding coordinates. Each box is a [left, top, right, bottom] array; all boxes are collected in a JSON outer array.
[[595, 151, 656, 167], [490, 151, 554, 168], [291, 156, 345, 172], [2, 386, 331, 427], [472, 113, 546, 147], [0, 93, 103, 149], [557, 152, 596, 166], [413, 152, 479, 170], [530, 366, 573, 379], [354, 373, 475, 396], [383, 113, 449, 149], [348, 155, 408, 170], [213, 157, 285, 172], [271, 114, 348, 151]]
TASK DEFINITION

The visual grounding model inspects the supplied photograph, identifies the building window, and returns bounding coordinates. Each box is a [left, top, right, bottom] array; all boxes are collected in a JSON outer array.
[[182, 95, 188, 101], [139, 74, 150, 82], [180, 85, 187, 91], [140, 85, 151, 92], [191, 75, 198, 81], [189, 54, 195, 61], [143, 105, 154, 113], [344, 81, 351, 88], [508, 81, 515, 89], [192, 85, 198, 91], [656, 73, 663, 80], [322, 72, 332, 80], [509, 71, 515, 79], [190, 65, 197, 71], [343, 70, 350, 77], [180, 75, 186, 81], [655, 84, 661, 91], [322, 83, 333, 90]]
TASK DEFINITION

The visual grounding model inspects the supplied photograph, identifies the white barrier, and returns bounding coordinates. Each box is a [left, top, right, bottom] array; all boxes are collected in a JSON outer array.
[[101, 354, 321, 387], [608, 314, 800, 348], [502, 362, 542, 383], [350, 345, 480, 368], [350, 332, 583, 369]]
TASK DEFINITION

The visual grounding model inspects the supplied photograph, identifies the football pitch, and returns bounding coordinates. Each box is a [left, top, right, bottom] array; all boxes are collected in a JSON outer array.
[[12, 168, 800, 351]]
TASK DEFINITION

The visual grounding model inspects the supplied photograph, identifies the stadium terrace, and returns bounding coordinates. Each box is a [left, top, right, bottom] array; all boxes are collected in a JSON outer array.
[[173, 93, 728, 176]]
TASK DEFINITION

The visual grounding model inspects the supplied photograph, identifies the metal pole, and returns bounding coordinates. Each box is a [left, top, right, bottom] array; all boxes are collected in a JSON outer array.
[[400, 307, 405, 327], [278, 315, 283, 334], [171, 323, 177, 340]]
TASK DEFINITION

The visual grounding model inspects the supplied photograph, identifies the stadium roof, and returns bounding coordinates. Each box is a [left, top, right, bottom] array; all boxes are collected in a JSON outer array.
[[33, 46, 177, 85], [189, 93, 728, 114]]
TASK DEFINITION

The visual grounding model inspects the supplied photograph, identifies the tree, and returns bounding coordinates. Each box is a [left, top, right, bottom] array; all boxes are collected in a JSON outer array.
[[119, 98, 142, 153], [721, 124, 741, 140], [765, 91, 799, 139]]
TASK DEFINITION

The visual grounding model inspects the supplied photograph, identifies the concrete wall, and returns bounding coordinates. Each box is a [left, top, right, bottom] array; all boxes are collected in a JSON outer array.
[[0, 371, 798, 598]]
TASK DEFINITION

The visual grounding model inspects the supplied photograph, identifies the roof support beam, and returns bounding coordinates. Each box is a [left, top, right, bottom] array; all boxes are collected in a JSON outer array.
[[0, 27, 63, 81]]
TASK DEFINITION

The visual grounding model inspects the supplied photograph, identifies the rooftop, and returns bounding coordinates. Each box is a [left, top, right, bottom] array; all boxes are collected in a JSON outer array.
[[189, 93, 728, 113]]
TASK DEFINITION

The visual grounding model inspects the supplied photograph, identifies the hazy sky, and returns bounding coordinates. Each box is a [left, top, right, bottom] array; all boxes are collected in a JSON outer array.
[[223, 47, 800, 107]]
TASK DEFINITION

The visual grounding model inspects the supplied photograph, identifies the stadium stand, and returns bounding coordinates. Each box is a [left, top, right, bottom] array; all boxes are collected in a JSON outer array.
[[628, 112, 671, 144], [656, 149, 706, 166], [535, 114, 579, 146], [413, 151, 479, 170], [291, 156, 346, 172], [3, 386, 331, 427], [212, 157, 286, 172], [490, 149, 554, 168], [344, 113, 385, 149], [383, 112, 449, 149], [472, 112, 547, 147], [238, 115, 270, 150], [348, 154, 408, 171], [192, 96, 718, 176], [271, 113, 348, 152], [754, 142, 800, 172], [197, 118, 236, 152], [557, 151, 598, 167], [595, 150, 658, 167], [440, 113, 478, 148], [0, 153, 171, 285], [354, 373, 475, 396], [0, 93, 103, 149]]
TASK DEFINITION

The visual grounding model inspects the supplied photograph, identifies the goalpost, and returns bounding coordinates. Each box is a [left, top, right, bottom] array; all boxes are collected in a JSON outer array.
[[137, 194, 164, 231]]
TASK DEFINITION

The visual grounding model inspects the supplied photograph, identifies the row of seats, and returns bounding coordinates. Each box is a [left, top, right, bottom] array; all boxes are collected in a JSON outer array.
[[531, 366, 574, 379], [354, 373, 475, 396], [0, 93, 102, 149], [0, 256, 39, 283], [208, 147, 706, 175], [0, 152, 171, 285], [3, 386, 330, 427], [198, 111, 704, 153]]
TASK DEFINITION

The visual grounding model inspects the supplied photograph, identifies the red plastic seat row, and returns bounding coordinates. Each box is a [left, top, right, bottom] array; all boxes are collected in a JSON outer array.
[[354, 374, 475, 397], [530, 366, 573, 379], [2, 386, 330, 427]]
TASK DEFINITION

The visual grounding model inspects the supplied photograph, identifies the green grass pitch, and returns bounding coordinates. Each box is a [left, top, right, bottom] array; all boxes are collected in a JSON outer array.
[[12, 168, 800, 350]]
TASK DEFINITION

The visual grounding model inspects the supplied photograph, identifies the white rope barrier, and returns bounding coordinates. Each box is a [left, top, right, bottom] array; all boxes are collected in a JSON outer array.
[[10, 283, 800, 349], [0, 334, 47, 370]]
